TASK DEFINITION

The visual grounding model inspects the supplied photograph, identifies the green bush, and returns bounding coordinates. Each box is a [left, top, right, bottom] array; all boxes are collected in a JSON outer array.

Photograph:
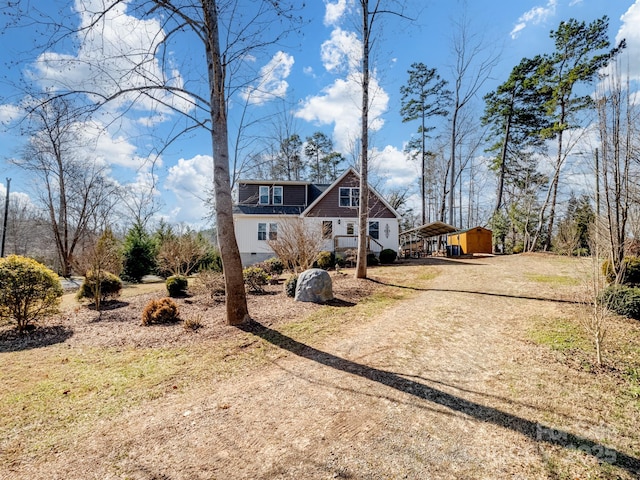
[[602, 257, 640, 286], [512, 243, 524, 254], [0, 255, 63, 332], [243, 266, 269, 293], [263, 257, 284, 275], [122, 223, 156, 283], [166, 275, 188, 297], [284, 275, 298, 298], [379, 249, 397, 264], [315, 251, 335, 270], [599, 284, 640, 320], [366, 253, 379, 266], [76, 271, 122, 304], [141, 297, 180, 325], [199, 248, 223, 273]]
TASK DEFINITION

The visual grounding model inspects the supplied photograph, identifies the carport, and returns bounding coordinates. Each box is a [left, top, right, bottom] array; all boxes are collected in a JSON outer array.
[[399, 221, 458, 257]]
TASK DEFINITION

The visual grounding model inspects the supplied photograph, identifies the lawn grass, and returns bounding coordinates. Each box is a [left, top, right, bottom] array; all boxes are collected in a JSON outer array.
[[0, 264, 436, 466], [525, 273, 581, 286]]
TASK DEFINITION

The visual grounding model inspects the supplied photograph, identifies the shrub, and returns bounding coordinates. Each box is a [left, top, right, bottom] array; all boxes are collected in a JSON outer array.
[[76, 271, 122, 304], [284, 275, 298, 298], [366, 253, 379, 266], [0, 255, 63, 332], [379, 249, 397, 264], [315, 251, 335, 270], [122, 223, 156, 283], [166, 275, 188, 297], [263, 257, 284, 276], [199, 248, 223, 273], [602, 257, 640, 286], [599, 284, 640, 320], [183, 315, 203, 331], [141, 298, 180, 325], [193, 269, 225, 299], [512, 243, 524, 254], [243, 266, 269, 293]]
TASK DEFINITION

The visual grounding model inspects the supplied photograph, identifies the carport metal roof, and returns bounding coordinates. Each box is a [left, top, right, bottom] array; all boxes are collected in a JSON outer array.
[[400, 221, 458, 239]]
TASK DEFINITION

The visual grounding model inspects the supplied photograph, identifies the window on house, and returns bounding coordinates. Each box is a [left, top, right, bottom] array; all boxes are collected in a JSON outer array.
[[369, 221, 379, 240], [346, 222, 355, 235], [269, 223, 278, 240], [272, 186, 283, 205], [339, 187, 359, 207], [258, 223, 267, 240], [322, 220, 333, 239], [259, 186, 269, 204]]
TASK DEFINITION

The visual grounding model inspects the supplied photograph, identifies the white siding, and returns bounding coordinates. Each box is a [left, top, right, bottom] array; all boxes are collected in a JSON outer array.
[[234, 214, 400, 265]]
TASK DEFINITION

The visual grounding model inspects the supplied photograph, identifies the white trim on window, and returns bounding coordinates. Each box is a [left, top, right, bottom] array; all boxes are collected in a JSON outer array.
[[272, 186, 283, 205], [339, 187, 359, 207], [259, 186, 269, 204]]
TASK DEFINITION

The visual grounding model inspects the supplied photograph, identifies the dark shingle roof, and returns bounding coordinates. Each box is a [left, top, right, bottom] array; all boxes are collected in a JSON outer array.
[[233, 205, 306, 215]]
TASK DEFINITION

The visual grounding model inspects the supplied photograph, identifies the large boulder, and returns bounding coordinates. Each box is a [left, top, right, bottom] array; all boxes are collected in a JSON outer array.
[[295, 268, 334, 303]]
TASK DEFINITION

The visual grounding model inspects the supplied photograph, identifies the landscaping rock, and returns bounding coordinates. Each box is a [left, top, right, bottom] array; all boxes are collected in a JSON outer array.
[[294, 268, 334, 303]]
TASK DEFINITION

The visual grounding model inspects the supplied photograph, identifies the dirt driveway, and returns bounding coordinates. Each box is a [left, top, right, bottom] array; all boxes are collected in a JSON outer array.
[[3, 255, 640, 479]]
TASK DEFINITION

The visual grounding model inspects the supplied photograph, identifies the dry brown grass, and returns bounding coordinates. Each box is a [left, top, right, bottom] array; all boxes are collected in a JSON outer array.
[[1, 254, 639, 479]]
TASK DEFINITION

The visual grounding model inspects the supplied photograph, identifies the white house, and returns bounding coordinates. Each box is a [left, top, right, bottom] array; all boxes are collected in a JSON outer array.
[[233, 167, 401, 265]]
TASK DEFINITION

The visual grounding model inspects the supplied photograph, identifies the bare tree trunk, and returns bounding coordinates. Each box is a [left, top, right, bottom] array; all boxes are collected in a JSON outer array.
[[203, 0, 249, 325], [356, 0, 371, 279]]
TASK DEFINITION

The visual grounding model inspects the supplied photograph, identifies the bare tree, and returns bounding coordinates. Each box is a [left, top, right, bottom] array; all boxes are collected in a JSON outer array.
[[595, 57, 639, 281], [356, 0, 410, 279], [11, 97, 118, 276], [267, 218, 325, 273], [447, 10, 499, 226], [10, 1, 303, 324]]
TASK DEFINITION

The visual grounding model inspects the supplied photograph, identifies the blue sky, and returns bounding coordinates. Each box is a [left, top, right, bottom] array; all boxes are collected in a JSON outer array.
[[0, 0, 638, 228]]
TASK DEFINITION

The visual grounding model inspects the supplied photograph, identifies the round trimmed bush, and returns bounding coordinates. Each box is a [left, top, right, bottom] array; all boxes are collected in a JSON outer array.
[[366, 253, 379, 266], [315, 251, 335, 270], [0, 255, 63, 331], [142, 297, 180, 325], [284, 275, 298, 298], [76, 270, 122, 303], [599, 284, 640, 320], [263, 257, 284, 275], [166, 275, 188, 297], [379, 249, 397, 264], [602, 257, 640, 286], [243, 266, 269, 293]]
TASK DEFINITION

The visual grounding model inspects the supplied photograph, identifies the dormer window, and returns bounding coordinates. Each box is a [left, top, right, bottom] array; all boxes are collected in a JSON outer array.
[[272, 186, 283, 205], [259, 186, 270, 204], [259, 185, 283, 205]]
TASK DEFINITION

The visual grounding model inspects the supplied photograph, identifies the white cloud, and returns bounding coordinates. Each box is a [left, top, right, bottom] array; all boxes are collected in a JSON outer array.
[[28, 0, 194, 115], [296, 75, 388, 153], [616, 0, 640, 81], [71, 120, 153, 170], [241, 51, 295, 105], [321, 28, 361, 74], [0, 104, 22, 126], [372, 145, 418, 190], [164, 154, 212, 224], [510, 0, 557, 39], [569, 0, 583, 5], [324, 0, 353, 26]]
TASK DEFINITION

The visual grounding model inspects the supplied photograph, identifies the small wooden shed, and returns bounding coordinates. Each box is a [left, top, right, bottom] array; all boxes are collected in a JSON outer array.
[[447, 226, 492, 255]]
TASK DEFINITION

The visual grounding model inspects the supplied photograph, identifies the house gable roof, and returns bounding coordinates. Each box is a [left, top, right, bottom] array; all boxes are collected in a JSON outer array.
[[301, 167, 401, 219]]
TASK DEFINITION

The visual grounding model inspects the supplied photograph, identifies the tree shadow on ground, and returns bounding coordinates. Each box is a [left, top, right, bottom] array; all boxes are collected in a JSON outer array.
[[239, 320, 640, 476], [368, 278, 579, 304], [0, 325, 73, 352]]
